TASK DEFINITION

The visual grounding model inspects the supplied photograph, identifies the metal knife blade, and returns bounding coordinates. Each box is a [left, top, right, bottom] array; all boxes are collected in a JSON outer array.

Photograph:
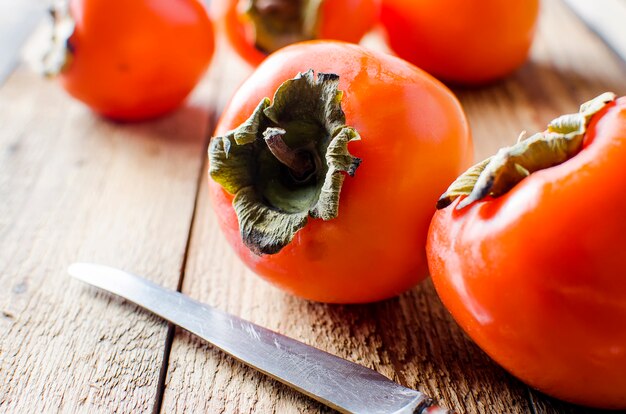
[[69, 262, 453, 414]]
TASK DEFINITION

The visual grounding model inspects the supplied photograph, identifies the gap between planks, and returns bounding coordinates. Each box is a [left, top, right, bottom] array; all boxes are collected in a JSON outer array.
[[151, 35, 247, 414], [152, 120, 215, 414]]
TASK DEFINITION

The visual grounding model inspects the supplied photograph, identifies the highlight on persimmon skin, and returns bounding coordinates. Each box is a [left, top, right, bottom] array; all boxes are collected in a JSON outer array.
[[380, 0, 540, 85], [55, 0, 215, 121], [427, 94, 626, 409], [207, 40, 473, 304], [210, 0, 380, 67]]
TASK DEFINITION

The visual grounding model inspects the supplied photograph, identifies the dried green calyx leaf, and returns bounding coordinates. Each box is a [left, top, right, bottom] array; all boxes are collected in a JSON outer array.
[[42, 3, 76, 76], [208, 70, 361, 255], [242, 0, 323, 54], [437, 92, 617, 210]]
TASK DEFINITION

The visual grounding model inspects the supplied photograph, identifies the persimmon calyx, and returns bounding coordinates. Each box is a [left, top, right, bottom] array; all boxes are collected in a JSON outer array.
[[42, 3, 75, 76], [241, 0, 323, 54], [208, 70, 361, 255], [437, 92, 617, 210]]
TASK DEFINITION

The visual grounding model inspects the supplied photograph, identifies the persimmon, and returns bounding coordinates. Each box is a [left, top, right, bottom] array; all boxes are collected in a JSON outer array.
[[428, 93, 626, 408], [208, 41, 472, 303], [380, 0, 540, 84], [46, 0, 214, 121]]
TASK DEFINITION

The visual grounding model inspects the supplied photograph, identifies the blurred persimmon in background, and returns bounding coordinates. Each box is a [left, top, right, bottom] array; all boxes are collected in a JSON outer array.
[[211, 0, 380, 67], [380, 0, 540, 85], [47, 0, 215, 121]]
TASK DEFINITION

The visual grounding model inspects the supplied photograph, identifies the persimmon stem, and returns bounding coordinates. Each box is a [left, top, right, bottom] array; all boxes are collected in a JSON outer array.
[[263, 127, 315, 180], [244, 0, 322, 53], [436, 92, 617, 210], [254, 0, 300, 21], [42, 2, 75, 76]]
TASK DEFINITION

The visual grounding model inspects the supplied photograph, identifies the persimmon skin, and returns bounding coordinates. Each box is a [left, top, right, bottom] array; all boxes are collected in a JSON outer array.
[[209, 41, 472, 303], [427, 98, 626, 408], [380, 0, 540, 85], [212, 0, 379, 67], [60, 0, 214, 121]]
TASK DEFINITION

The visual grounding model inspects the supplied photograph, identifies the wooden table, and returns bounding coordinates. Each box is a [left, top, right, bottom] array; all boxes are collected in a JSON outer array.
[[2, 1, 625, 412]]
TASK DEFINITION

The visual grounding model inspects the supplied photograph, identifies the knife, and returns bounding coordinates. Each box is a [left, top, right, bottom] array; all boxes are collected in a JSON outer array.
[[69, 262, 454, 414]]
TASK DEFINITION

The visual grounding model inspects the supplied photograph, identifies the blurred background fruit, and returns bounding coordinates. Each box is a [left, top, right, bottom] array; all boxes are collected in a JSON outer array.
[[51, 0, 215, 121], [380, 0, 540, 85], [211, 0, 380, 67]]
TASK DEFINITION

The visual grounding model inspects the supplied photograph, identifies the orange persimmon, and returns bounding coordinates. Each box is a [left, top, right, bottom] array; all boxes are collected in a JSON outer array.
[[49, 0, 214, 121], [380, 0, 540, 84], [208, 41, 472, 303], [428, 93, 626, 408]]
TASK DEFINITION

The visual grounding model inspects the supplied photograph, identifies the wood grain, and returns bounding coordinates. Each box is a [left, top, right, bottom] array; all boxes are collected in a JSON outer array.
[[161, 0, 626, 413], [0, 27, 216, 412], [1, 0, 625, 413]]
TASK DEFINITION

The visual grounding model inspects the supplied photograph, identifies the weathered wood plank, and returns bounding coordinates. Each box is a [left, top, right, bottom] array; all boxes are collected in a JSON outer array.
[[162, 0, 626, 413], [0, 26, 215, 412], [2, 0, 623, 412]]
